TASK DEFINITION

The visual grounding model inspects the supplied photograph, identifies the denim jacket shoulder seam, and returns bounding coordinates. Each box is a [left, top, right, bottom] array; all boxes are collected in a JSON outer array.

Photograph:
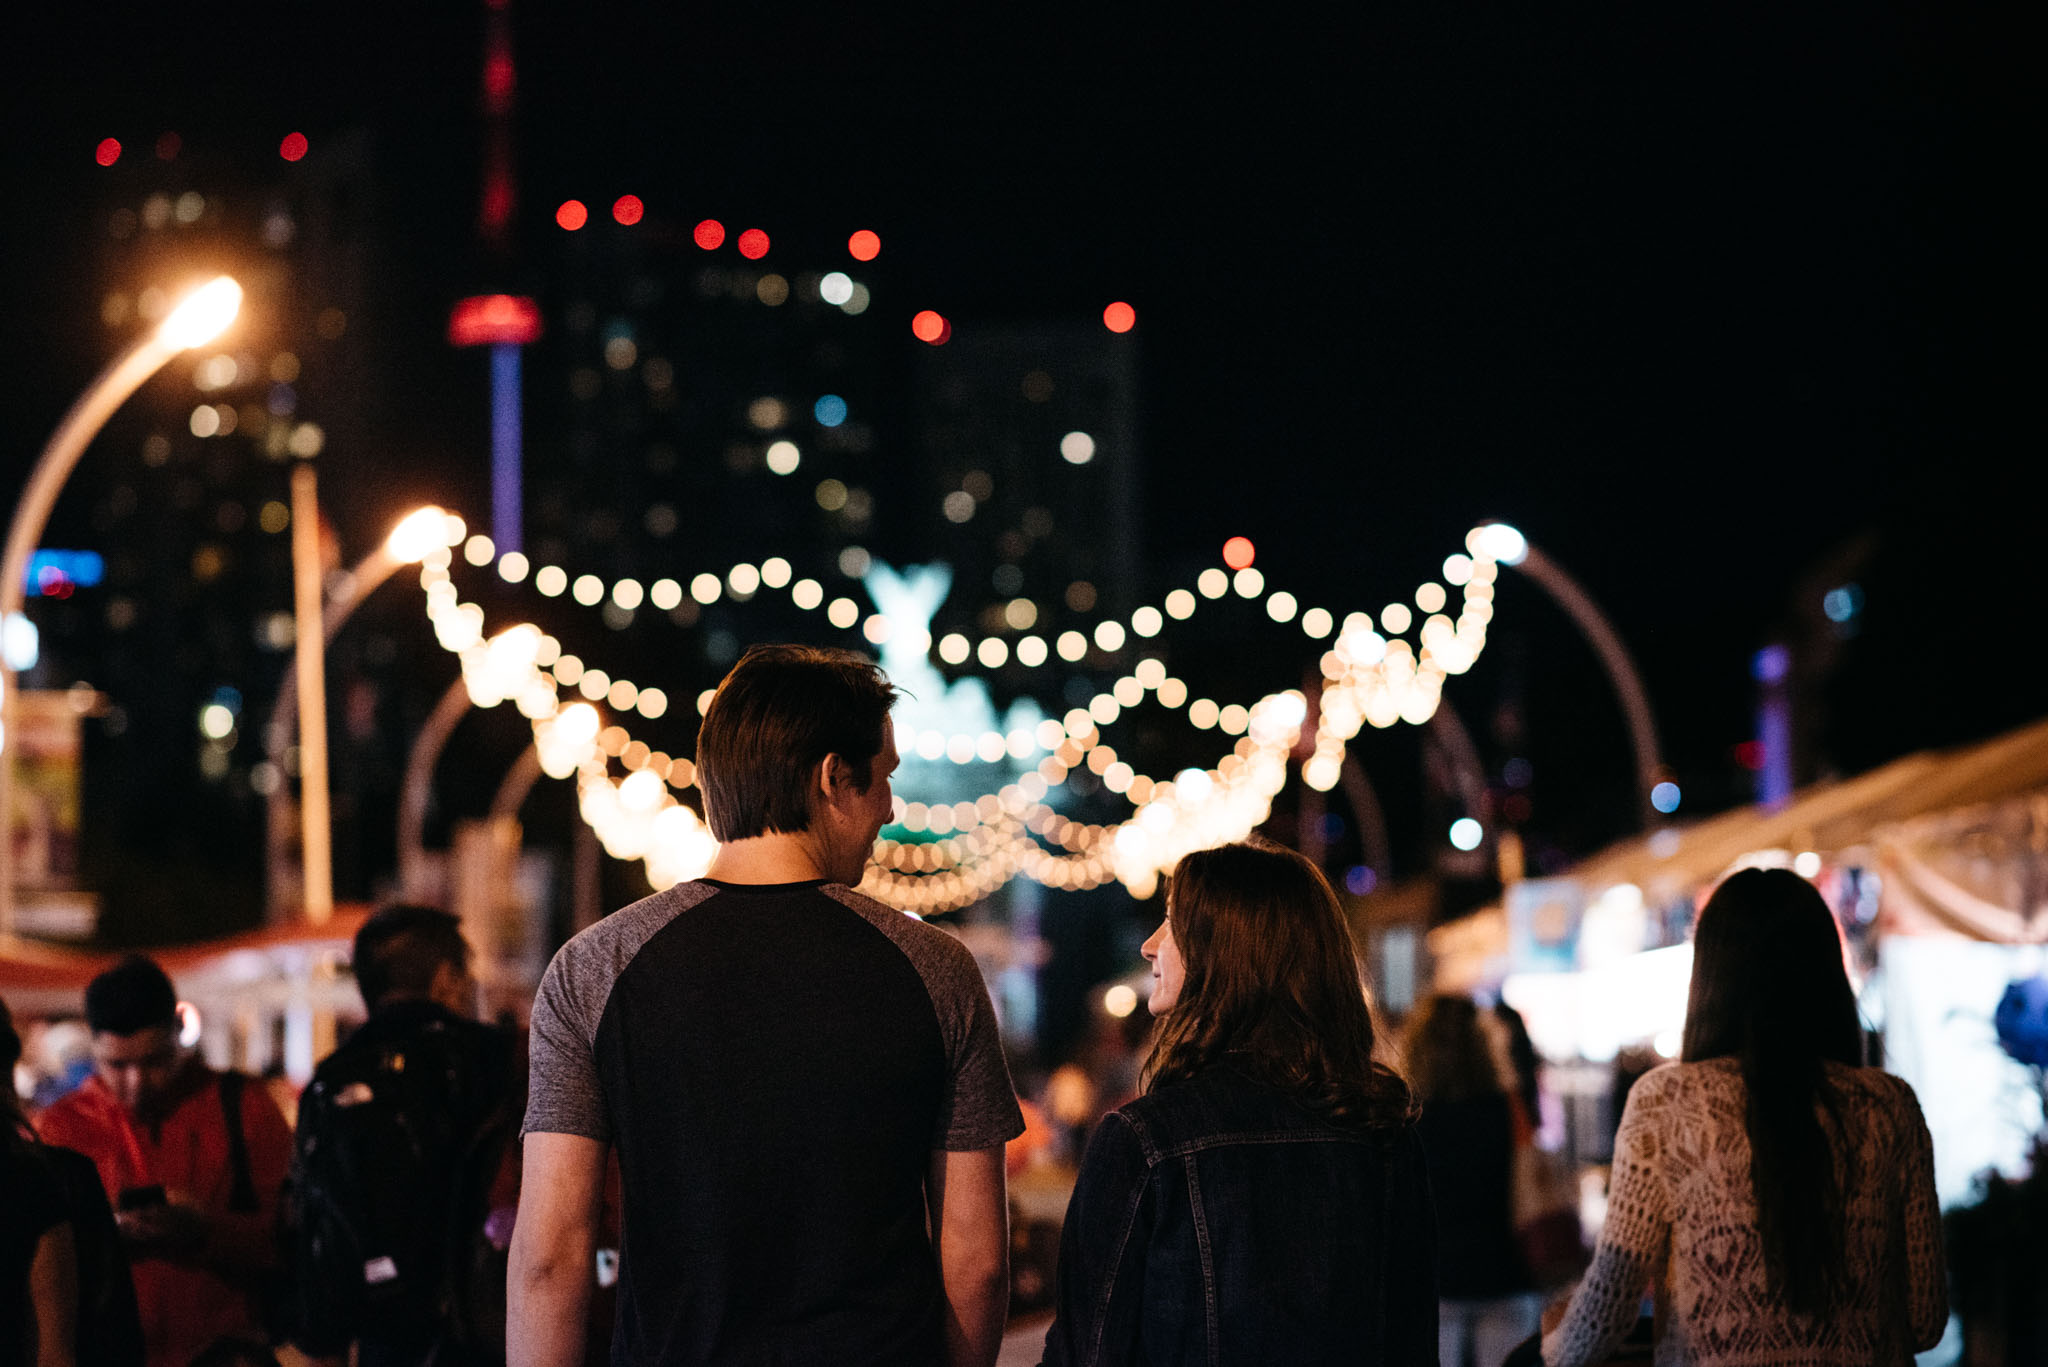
[[1158, 1128, 1368, 1159]]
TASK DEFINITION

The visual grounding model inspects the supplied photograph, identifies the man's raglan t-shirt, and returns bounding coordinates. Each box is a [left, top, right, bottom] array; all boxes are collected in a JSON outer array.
[[524, 878, 1024, 1366]]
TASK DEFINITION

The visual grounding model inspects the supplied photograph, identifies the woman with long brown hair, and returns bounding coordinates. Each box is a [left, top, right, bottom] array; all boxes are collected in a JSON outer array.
[[1039, 840, 1435, 1365], [1542, 867, 1947, 1365]]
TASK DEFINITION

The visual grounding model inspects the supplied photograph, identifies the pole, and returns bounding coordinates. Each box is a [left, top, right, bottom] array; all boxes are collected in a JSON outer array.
[[0, 334, 178, 938], [397, 677, 477, 898], [263, 545, 404, 918], [490, 342, 523, 555], [291, 464, 334, 923]]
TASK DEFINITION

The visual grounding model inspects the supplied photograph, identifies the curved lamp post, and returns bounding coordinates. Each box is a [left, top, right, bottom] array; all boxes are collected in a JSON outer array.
[[1474, 522, 1666, 829], [0, 277, 243, 938], [262, 506, 454, 919]]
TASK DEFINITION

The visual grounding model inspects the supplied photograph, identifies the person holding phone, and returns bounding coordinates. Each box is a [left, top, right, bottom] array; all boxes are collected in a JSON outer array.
[[34, 957, 291, 1367]]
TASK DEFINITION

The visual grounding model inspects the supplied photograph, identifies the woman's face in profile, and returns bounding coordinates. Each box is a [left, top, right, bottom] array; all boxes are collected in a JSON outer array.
[[1141, 913, 1185, 1015]]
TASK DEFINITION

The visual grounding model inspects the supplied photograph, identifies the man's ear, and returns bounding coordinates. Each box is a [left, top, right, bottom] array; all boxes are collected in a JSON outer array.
[[815, 752, 857, 809]]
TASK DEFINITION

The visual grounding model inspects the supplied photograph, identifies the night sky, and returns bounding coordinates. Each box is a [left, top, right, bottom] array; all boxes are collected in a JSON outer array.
[[2, 1, 2043, 892]]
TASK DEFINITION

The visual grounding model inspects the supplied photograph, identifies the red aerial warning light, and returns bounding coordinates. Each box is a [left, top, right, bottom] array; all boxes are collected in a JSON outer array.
[[95, 138, 121, 167], [613, 195, 644, 226], [1222, 536, 1256, 570], [694, 219, 725, 250], [556, 200, 588, 231], [848, 229, 881, 261], [279, 132, 309, 162], [736, 228, 770, 260], [1103, 301, 1137, 333], [911, 310, 946, 344], [448, 295, 543, 347]]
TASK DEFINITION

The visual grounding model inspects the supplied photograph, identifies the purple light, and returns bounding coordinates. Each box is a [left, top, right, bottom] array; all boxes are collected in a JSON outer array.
[[491, 343, 523, 555]]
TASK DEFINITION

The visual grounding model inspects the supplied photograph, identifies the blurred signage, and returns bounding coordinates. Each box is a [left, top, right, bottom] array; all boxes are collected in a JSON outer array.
[[8, 692, 85, 892], [448, 294, 542, 347], [23, 550, 104, 597], [1507, 877, 1584, 973]]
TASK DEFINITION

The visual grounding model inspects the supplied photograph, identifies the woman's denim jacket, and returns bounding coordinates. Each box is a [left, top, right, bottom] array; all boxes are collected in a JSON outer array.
[[1040, 1068, 1439, 1366]]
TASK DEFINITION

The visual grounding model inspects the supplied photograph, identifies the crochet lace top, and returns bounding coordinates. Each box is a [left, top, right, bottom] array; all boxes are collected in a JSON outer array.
[[1543, 1058, 1946, 1366]]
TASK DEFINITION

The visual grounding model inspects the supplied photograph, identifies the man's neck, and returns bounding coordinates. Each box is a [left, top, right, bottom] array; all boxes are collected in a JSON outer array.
[[704, 832, 837, 885]]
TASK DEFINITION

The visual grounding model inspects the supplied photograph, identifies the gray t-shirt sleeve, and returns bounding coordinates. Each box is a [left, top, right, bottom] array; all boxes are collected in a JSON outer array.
[[932, 940, 1026, 1151], [524, 938, 610, 1140]]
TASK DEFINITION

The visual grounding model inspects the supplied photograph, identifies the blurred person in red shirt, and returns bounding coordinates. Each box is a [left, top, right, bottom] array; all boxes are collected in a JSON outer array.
[[34, 956, 291, 1367]]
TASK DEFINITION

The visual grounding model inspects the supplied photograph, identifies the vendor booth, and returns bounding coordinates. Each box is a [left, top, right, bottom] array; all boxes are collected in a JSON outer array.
[[1430, 716, 2048, 1206]]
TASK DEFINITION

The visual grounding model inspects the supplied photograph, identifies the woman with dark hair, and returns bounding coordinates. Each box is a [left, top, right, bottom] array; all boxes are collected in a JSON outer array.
[[1542, 868, 1946, 1365], [1039, 840, 1437, 1365], [0, 997, 143, 1367], [1405, 995, 1539, 1367]]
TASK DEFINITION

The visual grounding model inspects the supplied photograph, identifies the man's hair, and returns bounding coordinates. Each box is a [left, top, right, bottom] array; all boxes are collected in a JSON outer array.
[[84, 955, 178, 1036], [696, 644, 898, 842], [352, 904, 470, 1011]]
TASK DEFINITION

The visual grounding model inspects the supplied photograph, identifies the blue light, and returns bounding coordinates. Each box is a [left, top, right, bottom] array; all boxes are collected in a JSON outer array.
[[1343, 865, 1378, 896], [1822, 583, 1863, 623], [1651, 781, 1682, 814], [25, 550, 104, 594], [813, 394, 848, 428]]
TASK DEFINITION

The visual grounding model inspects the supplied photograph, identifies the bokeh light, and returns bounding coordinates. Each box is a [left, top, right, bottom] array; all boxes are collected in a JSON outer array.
[[848, 229, 881, 261], [95, 138, 121, 167], [814, 394, 848, 427], [737, 228, 770, 259], [693, 219, 725, 250], [612, 195, 644, 225], [1103, 301, 1137, 333], [1060, 431, 1095, 465], [279, 132, 309, 162], [1222, 536, 1256, 570], [556, 200, 588, 231], [1651, 781, 1682, 815], [911, 310, 946, 344], [1449, 818, 1484, 851]]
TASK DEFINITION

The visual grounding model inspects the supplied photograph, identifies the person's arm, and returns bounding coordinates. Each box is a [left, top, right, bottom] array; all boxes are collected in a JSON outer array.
[[1542, 1075, 1672, 1367], [28, 1220, 79, 1367], [1894, 1080, 1948, 1349], [1040, 1114, 1152, 1367], [926, 1144, 1009, 1367], [508, 1131, 607, 1367]]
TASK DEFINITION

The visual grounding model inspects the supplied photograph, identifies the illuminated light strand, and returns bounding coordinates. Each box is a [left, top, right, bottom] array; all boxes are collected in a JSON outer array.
[[411, 515, 1503, 908]]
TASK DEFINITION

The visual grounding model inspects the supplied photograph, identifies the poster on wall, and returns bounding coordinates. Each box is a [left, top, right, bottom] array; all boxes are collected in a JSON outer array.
[[7, 690, 99, 938]]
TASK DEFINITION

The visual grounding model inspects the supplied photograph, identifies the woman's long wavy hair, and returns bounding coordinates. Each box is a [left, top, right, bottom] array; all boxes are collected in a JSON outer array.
[[1681, 867, 1863, 1316], [1142, 840, 1413, 1129]]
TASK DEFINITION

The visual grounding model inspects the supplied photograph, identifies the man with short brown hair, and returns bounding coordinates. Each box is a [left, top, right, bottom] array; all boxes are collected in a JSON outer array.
[[36, 956, 291, 1367], [511, 645, 1022, 1367]]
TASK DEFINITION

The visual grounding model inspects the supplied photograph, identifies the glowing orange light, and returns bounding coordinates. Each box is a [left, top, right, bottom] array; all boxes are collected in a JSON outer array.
[[848, 229, 881, 261], [694, 219, 725, 250], [279, 132, 309, 162], [737, 228, 770, 260], [1222, 536, 1255, 570], [613, 195, 644, 226], [95, 137, 121, 167], [911, 310, 946, 343], [1103, 301, 1136, 333], [556, 200, 588, 231]]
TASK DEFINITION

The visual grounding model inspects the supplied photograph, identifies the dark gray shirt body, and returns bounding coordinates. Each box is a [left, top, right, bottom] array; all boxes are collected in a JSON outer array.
[[525, 879, 1023, 1366]]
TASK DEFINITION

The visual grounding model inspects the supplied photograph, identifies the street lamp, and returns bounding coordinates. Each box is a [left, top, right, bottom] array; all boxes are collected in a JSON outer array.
[[1475, 522, 1667, 829], [0, 276, 243, 938], [261, 506, 459, 919]]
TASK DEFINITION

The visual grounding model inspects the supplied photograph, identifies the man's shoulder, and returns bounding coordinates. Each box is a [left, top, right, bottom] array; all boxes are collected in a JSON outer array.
[[549, 880, 724, 977], [818, 884, 981, 989], [35, 1077, 114, 1139]]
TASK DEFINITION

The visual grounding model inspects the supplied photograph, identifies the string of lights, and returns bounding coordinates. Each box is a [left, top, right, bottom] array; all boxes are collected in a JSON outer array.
[[403, 510, 1517, 911]]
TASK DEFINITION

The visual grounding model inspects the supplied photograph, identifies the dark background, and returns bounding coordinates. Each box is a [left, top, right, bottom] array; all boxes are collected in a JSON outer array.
[[1, 2, 2042, 941]]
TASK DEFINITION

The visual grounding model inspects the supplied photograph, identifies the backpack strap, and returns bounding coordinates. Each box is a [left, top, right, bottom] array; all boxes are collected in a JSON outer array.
[[218, 1071, 260, 1213]]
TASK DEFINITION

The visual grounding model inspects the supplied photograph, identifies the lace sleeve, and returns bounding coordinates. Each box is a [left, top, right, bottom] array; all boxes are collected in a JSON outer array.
[[1543, 1073, 1672, 1367], [1890, 1077, 1948, 1349]]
